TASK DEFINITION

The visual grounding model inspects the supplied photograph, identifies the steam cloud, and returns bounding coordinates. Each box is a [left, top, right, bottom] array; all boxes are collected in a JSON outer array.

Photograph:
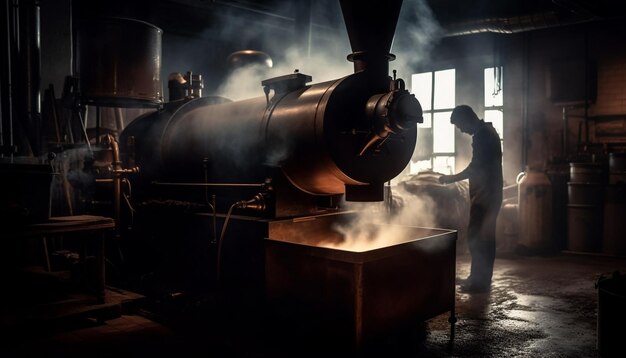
[[326, 185, 440, 252], [392, 0, 443, 85], [214, 0, 443, 100]]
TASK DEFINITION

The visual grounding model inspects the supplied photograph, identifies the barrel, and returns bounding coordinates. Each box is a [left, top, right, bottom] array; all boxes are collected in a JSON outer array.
[[602, 184, 626, 256], [569, 162, 605, 184], [567, 182, 604, 206], [609, 152, 626, 185], [567, 204, 602, 252], [567, 162, 605, 253]]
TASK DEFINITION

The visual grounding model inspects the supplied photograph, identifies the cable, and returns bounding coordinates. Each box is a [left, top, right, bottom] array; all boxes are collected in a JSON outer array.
[[215, 201, 242, 286]]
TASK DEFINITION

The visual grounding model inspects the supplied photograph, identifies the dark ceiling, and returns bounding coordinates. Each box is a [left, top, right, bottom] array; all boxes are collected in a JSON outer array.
[[426, 0, 626, 25], [73, 0, 626, 39]]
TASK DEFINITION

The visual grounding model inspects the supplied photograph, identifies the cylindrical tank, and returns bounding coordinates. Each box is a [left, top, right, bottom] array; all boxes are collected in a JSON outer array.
[[567, 161, 604, 253], [517, 167, 553, 254], [77, 17, 163, 108], [603, 184, 626, 256], [609, 152, 626, 185], [120, 71, 419, 197], [569, 162, 605, 183]]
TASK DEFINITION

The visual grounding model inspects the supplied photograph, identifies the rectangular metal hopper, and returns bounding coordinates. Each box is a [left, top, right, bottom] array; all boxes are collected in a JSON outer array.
[[265, 212, 457, 352]]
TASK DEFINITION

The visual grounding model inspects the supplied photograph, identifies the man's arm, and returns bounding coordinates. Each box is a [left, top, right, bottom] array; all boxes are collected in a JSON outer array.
[[439, 165, 473, 184]]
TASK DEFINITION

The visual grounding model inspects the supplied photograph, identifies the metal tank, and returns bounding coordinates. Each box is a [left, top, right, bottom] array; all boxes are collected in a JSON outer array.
[[567, 162, 605, 253], [517, 166, 553, 254], [77, 17, 163, 108], [603, 153, 626, 255], [123, 72, 419, 197]]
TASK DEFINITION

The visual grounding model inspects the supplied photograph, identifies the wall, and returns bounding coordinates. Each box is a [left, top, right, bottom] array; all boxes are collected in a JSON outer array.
[[422, 17, 626, 185]]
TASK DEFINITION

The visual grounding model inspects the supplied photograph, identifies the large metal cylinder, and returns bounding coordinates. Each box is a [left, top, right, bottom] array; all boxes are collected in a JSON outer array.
[[122, 71, 418, 196], [77, 17, 163, 108]]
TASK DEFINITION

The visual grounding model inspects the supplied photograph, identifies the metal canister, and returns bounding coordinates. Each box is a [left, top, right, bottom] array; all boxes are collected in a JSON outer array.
[[517, 167, 553, 254], [77, 17, 163, 108]]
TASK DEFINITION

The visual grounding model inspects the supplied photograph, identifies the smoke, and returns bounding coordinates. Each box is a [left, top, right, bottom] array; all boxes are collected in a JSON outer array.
[[392, 0, 444, 82], [215, 31, 352, 101], [326, 185, 440, 252], [48, 146, 95, 216], [215, 0, 444, 101], [205, 1, 348, 100]]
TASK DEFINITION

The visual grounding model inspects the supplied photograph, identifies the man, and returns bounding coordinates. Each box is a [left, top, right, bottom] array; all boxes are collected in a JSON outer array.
[[439, 105, 503, 293]]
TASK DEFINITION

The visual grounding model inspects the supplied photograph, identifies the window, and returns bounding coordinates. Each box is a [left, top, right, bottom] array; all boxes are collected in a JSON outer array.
[[409, 69, 456, 175], [484, 67, 504, 150]]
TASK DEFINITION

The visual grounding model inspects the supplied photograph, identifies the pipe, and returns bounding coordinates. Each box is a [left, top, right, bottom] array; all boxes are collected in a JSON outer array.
[[17, 0, 42, 156], [443, 11, 598, 37], [521, 32, 529, 170], [152, 181, 265, 188], [339, 0, 402, 80], [562, 106, 568, 158], [104, 134, 121, 237], [114, 107, 124, 135], [3, 0, 15, 160]]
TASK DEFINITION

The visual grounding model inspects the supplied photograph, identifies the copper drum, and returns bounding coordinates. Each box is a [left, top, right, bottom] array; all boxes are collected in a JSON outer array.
[[77, 18, 162, 108]]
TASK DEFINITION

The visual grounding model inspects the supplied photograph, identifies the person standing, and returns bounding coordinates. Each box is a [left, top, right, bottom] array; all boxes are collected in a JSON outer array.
[[439, 105, 503, 293]]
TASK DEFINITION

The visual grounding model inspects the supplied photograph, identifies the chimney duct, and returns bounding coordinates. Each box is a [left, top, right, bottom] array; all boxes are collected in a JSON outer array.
[[339, 0, 403, 80]]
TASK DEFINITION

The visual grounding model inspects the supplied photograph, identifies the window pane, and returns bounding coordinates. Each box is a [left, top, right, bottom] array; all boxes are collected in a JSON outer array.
[[433, 111, 454, 153], [418, 112, 432, 129], [409, 159, 432, 175], [434, 69, 455, 109], [411, 72, 432, 111], [484, 67, 503, 107], [485, 109, 503, 140], [433, 156, 455, 175], [413, 127, 433, 161]]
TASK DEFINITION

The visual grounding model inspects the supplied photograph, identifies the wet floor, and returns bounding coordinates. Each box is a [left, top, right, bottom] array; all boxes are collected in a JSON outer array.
[[424, 252, 624, 358], [4, 251, 625, 357]]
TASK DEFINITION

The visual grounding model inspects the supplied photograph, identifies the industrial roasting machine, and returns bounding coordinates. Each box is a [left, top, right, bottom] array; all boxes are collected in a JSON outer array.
[[75, 0, 457, 351]]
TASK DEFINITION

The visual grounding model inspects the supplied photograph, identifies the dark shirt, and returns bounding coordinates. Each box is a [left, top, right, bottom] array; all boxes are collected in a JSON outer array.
[[467, 120, 503, 206]]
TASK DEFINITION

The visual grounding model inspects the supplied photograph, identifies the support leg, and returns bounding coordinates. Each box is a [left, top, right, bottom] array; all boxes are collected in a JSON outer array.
[[447, 307, 457, 353]]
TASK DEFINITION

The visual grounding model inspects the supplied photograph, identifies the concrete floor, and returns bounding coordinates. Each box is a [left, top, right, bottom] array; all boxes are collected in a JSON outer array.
[[3, 251, 626, 357]]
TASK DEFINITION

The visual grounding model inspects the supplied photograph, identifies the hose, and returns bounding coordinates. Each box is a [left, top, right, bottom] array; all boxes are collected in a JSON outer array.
[[216, 201, 243, 286]]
